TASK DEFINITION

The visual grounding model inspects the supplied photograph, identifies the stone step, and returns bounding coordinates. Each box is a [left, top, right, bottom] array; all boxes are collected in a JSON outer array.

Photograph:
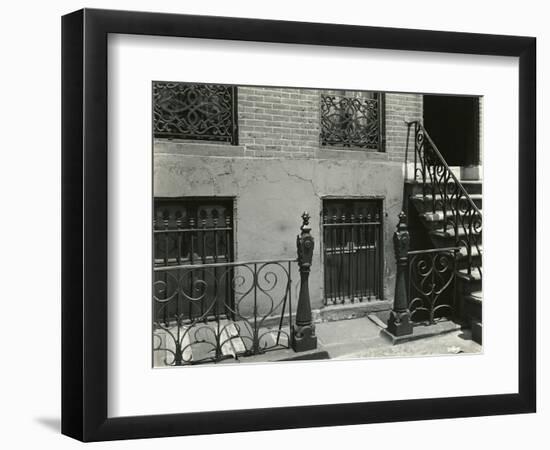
[[407, 179, 482, 196], [464, 291, 482, 344], [471, 320, 482, 344], [460, 180, 483, 195], [465, 290, 482, 304], [412, 194, 482, 211], [458, 245, 482, 259], [422, 209, 483, 222], [430, 226, 481, 239], [458, 268, 482, 282], [412, 193, 482, 203]]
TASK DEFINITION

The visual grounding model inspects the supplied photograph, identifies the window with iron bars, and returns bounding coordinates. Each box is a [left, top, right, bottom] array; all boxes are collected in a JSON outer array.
[[153, 198, 234, 322], [322, 199, 384, 305], [320, 91, 385, 151], [153, 82, 239, 144]]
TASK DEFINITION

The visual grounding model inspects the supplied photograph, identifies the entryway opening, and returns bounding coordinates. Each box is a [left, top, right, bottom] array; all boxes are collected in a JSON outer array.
[[423, 95, 481, 168]]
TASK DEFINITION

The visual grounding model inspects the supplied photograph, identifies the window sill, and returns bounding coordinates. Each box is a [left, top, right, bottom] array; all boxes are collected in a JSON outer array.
[[154, 139, 246, 157]]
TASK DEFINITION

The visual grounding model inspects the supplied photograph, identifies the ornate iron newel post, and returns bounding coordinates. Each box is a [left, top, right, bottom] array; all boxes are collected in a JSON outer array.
[[386, 211, 414, 337], [292, 212, 318, 352]]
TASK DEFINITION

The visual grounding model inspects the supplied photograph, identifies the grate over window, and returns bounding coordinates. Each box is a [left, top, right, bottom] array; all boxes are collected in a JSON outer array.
[[320, 92, 384, 151], [153, 198, 234, 321], [322, 199, 383, 304], [153, 82, 238, 144]]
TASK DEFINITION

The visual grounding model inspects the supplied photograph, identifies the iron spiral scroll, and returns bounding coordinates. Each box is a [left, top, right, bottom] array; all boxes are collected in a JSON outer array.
[[152, 259, 294, 366], [408, 248, 458, 324]]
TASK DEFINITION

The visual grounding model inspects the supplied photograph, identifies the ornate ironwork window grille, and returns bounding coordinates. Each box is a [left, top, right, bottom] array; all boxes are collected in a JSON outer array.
[[153, 82, 238, 144], [322, 199, 383, 305], [153, 198, 234, 322], [320, 92, 385, 151]]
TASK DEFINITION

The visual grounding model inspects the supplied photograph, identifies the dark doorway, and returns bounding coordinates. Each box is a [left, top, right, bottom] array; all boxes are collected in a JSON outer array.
[[423, 95, 480, 166]]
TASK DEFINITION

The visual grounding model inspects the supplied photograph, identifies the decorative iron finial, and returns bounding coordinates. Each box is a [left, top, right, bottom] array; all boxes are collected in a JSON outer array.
[[301, 211, 311, 233], [393, 211, 410, 261], [397, 211, 407, 228]]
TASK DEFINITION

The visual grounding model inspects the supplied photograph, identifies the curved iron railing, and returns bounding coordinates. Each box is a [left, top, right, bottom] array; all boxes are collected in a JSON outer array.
[[408, 247, 458, 324], [408, 121, 482, 280], [153, 259, 294, 366]]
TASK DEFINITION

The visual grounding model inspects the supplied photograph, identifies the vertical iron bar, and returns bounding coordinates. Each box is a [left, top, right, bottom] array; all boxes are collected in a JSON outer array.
[[201, 217, 207, 317], [175, 216, 182, 320], [367, 214, 372, 300], [332, 214, 337, 304], [288, 261, 292, 346], [468, 209, 473, 275], [253, 263, 258, 354], [163, 216, 169, 325], [346, 220, 353, 303], [442, 173, 448, 234], [225, 214, 233, 318], [323, 215, 329, 305], [413, 122, 418, 181], [375, 215, 379, 299], [189, 216, 195, 320], [354, 220, 363, 302], [429, 253, 437, 324], [213, 218, 219, 318], [379, 213, 384, 300]]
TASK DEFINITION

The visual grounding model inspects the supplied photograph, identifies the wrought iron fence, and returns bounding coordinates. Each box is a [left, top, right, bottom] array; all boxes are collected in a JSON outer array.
[[320, 93, 384, 150], [408, 247, 458, 324], [322, 201, 383, 304], [153, 259, 294, 366], [153, 82, 238, 144], [409, 121, 482, 280]]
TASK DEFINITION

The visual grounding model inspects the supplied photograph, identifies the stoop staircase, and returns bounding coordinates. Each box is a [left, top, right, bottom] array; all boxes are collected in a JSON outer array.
[[405, 121, 482, 343]]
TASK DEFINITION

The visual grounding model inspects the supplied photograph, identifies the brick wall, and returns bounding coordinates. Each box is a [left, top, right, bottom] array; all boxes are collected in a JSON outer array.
[[238, 87, 320, 158], [155, 85, 422, 162], [237, 87, 421, 161], [385, 93, 423, 162]]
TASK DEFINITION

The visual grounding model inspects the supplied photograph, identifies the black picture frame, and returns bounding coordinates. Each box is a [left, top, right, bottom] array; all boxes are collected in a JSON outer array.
[[61, 8, 536, 442]]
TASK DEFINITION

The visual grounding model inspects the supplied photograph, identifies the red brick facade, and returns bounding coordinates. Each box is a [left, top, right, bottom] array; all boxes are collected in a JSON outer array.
[[235, 86, 422, 161]]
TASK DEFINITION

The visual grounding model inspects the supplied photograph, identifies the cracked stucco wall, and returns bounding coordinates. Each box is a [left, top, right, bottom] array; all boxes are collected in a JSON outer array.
[[154, 153, 404, 312], [152, 87, 419, 314]]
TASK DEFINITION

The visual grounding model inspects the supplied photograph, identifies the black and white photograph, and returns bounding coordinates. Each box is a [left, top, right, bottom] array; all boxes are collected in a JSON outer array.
[[152, 82, 483, 367]]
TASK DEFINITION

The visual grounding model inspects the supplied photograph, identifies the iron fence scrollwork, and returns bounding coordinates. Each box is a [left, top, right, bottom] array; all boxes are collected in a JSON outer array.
[[408, 247, 459, 324], [153, 259, 293, 366]]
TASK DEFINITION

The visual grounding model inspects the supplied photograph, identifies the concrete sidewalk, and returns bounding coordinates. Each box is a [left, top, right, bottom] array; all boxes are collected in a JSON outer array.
[[315, 316, 481, 360], [226, 316, 481, 365]]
